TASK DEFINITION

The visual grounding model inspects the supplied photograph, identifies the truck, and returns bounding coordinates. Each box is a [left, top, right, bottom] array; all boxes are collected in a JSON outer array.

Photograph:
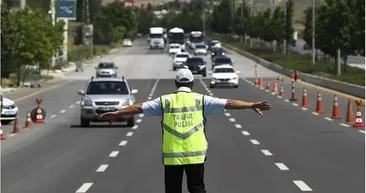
[[149, 27, 165, 49], [189, 31, 204, 49], [168, 27, 185, 51]]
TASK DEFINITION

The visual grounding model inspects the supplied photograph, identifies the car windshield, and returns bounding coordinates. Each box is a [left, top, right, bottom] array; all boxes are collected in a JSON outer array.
[[170, 45, 180, 49], [98, 63, 115, 68], [86, 81, 129, 95], [215, 58, 232, 64], [186, 58, 203, 63], [176, 54, 188, 58], [196, 45, 206, 49], [214, 68, 235, 73]]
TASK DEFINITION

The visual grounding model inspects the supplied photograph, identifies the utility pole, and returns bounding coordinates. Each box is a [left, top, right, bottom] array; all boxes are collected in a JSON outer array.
[[19, 0, 25, 8], [202, 0, 205, 36], [283, 0, 287, 55], [50, 0, 56, 67], [312, 0, 316, 64]]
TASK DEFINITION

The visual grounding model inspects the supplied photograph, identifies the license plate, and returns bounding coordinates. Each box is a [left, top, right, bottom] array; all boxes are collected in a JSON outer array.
[[98, 107, 115, 111], [4, 111, 16, 115], [192, 70, 198, 73]]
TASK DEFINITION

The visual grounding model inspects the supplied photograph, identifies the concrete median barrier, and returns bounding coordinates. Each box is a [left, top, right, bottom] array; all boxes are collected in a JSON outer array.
[[223, 43, 365, 98]]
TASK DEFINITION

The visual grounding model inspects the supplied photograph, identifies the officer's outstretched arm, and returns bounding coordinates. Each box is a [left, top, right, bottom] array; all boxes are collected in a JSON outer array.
[[117, 103, 143, 115], [225, 99, 271, 116]]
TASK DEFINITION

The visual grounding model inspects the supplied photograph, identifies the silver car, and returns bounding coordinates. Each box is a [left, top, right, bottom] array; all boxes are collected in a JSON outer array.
[[78, 76, 138, 127], [95, 62, 118, 77]]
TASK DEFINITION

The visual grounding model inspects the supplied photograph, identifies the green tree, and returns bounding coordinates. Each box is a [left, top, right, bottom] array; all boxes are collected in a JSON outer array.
[[284, 0, 294, 51], [211, 0, 232, 34]]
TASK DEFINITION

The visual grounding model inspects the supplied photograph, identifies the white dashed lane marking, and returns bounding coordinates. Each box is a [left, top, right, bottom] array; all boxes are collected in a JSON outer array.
[[60, 109, 66, 114], [76, 182, 93, 193], [293, 180, 313, 191], [235, 124, 242, 128], [312, 112, 319, 115], [69, 105, 74, 108], [292, 103, 299, 106], [136, 119, 142, 123], [340, 123, 350, 127], [359, 130, 365, 134], [109, 151, 119, 157], [132, 125, 138, 130], [139, 114, 144, 118], [284, 99, 290, 102], [250, 139, 260, 145], [324, 117, 333, 121], [119, 140, 128, 146], [50, 114, 57, 118], [126, 132, 134, 137], [76, 101, 80, 104], [261, 149, 273, 156], [209, 93, 214, 96], [148, 96, 152, 100], [229, 118, 236, 122], [241, 131, 250, 136], [225, 112, 231, 117], [96, 164, 109, 172], [275, 163, 290, 171], [301, 107, 308, 111]]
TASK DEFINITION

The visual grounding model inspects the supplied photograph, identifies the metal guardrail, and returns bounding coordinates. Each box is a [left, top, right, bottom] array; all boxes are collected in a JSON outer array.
[[223, 43, 365, 98]]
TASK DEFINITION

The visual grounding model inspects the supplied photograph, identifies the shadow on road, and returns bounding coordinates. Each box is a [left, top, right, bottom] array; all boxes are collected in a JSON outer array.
[[69, 124, 130, 128]]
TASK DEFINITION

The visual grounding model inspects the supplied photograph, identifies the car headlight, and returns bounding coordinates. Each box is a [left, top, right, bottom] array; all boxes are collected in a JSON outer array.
[[129, 100, 134, 105], [199, 65, 206, 69], [232, 77, 238, 80], [81, 97, 92, 106]]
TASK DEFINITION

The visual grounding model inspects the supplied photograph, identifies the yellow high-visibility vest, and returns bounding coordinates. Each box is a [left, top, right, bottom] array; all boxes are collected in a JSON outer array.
[[161, 92, 207, 165]]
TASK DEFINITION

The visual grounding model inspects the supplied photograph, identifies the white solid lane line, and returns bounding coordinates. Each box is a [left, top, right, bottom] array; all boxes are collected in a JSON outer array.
[[69, 105, 74, 108], [275, 163, 289, 171], [229, 118, 236, 122], [293, 180, 313, 191], [261, 149, 273, 156], [76, 182, 93, 193], [136, 119, 142, 123], [126, 132, 134, 137], [119, 140, 128, 146], [250, 139, 260, 145], [132, 125, 138, 130], [96, 164, 109, 172], [109, 151, 119, 157], [235, 124, 242, 128], [241, 131, 250, 136], [225, 113, 231, 117], [60, 109, 66, 113]]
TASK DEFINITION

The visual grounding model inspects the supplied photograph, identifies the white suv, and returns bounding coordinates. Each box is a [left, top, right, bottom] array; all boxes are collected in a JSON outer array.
[[173, 52, 190, 70], [209, 65, 240, 88], [0, 87, 19, 125]]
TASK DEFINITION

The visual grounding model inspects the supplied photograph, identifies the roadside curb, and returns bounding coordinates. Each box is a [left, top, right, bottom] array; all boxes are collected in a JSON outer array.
[[222, 43, 365, 101]]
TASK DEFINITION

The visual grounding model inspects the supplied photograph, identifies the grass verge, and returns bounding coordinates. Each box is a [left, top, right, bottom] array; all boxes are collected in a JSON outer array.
[[215, 36, 364, 87]]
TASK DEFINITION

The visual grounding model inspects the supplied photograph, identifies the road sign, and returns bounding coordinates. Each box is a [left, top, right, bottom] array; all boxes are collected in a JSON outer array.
[[56, 0, 77, 20]]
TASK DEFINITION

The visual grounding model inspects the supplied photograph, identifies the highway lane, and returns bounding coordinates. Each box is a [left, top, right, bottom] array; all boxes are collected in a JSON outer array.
[[201, 78, 365, 193], [1, 39, 364, 193], [1, 79, 155, 193], [85, 79, 300, 193]]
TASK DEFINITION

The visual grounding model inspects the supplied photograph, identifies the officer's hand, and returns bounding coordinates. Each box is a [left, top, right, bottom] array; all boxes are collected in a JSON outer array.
[[99, 111, 119, 125], [251, 101, 271, 116]]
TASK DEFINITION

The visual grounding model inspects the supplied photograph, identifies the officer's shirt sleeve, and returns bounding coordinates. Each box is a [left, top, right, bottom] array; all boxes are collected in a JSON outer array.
[[141, 97, 162, 117], [203, 95, 227, 115]]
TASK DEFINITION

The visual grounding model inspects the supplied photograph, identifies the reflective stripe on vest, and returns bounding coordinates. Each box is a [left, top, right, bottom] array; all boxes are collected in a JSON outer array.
[[161, 92, 207, 165]]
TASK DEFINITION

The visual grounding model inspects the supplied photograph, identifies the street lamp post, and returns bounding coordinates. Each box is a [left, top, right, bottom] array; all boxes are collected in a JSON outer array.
[[312, 0, 315, 64], [283, 0, 287, 55], [202, 0, 205, 36]]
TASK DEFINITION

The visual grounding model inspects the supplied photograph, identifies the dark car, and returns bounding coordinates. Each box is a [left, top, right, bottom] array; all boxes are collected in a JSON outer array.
[[205, 39, 214, 51], [212, 55, 233, 69], [184, 57, 207, 77], [210, 47, 226, 61]]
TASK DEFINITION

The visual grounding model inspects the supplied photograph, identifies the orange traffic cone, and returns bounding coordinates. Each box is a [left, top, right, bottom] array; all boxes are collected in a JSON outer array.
[[279, 86, 284, 97], [289, 81, 297, 101], [259, 77, 264, 89], [315, 92, 324, 114], [346, 99, 354, 124], [35, 108, 45, 123], [272, 80, 278, 95], [331, 95, 341, 119], [255, 77, 259, 87], [353, 105, 364, 128], [12, 115, 21, 133], [24, 112, 32, 128], [0, 129, 6, 140], [301, 88, 308, 108]]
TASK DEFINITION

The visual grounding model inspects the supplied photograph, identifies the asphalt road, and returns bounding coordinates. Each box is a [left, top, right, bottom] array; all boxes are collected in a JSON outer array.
[[1, 39, 364, 193]]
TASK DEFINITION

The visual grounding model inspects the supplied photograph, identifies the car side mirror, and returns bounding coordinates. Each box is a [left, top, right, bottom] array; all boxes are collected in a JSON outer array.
[[78, 90, 85, 95], [131, 89, 138, 94]]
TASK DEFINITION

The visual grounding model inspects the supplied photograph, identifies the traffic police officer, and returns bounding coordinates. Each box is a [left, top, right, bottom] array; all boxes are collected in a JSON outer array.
[[100, 68, 271, 193]]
